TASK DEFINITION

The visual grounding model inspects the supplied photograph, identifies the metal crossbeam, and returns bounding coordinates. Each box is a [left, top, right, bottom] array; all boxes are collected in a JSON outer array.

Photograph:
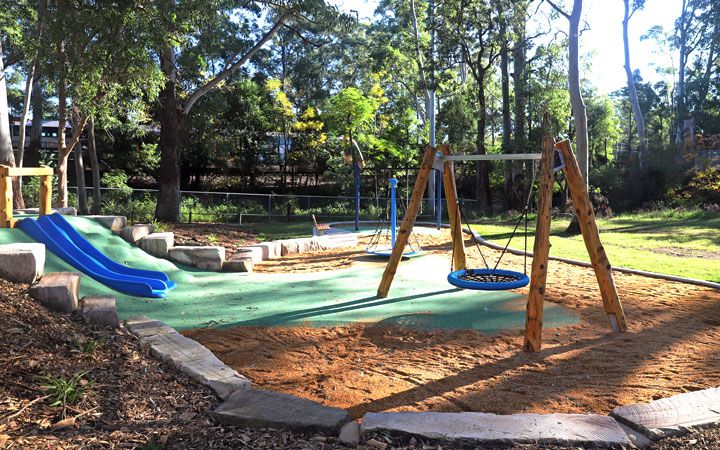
[[443, 153, 542, 162]]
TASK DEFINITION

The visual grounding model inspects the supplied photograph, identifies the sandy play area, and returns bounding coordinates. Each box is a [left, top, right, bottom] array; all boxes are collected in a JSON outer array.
[[182, 227, 720, 419]]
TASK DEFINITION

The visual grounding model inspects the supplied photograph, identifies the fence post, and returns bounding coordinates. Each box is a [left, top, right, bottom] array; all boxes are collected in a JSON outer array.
[[267, 195, 272, 220]]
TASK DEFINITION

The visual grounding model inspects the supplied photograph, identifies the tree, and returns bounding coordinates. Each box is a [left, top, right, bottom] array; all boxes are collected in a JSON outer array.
[[547, 0, 589, 189], [0, 37, 15, 183], [623, 0, 647, 168], [154, 1, 343, 221]]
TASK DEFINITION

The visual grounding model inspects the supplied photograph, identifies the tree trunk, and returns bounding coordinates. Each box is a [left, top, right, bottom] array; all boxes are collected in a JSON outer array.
[[87, 117, 101, 213], [623, 0, 647, 169], [567, 0, 589, 189], [155, 43, 183, 222], [475, 76, 492, 214], [26, 80, 43, 168], [513, 26, 528, 207], [73, 143, 87, 214], [500, 20, 513, 209], [675, 0, 689, 148]]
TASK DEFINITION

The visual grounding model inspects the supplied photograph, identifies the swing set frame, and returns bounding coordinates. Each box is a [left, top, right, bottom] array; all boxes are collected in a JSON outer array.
[[376, 137, 627, 352]]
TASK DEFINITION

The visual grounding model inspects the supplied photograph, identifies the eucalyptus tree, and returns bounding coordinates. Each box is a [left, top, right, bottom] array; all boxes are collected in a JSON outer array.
[[154, 0, 343, 222], [42, 0, 163, 208], [623, 0, 647, 168], [546, 0, 589, 190]]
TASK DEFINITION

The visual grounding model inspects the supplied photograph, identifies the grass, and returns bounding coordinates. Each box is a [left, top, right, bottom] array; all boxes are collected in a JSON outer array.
[[251, 222, 315, 241], [42, 372, 94, 407], [469, 209, 720, 282]]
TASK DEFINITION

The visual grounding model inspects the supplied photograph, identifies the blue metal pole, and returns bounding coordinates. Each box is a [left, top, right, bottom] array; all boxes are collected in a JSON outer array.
[[354, 163, 360, 231], [436, 170, 442, 229], [389, 177, 398, 247]]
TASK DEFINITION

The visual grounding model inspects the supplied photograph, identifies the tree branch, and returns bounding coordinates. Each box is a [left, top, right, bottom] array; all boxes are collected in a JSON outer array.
[[183, 10, 293, 115], [545, 0, 570, 20]]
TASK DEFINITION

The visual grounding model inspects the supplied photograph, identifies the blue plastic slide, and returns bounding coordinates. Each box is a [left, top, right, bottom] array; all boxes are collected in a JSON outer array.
[[44, 213, 175, 287], [18, 214, 175, 298]]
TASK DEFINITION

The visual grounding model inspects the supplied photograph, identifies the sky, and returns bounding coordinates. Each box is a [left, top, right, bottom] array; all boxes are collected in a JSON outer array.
[[328, 0, 681, 95]]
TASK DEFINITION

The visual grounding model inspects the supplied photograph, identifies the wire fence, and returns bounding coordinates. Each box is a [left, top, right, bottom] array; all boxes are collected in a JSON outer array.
[[71, 186, 483, 224]]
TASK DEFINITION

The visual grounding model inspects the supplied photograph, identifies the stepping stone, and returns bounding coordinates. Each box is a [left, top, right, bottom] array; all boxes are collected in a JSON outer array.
[[86, 215, 127, 232], [120, 223, 155, 243], [168, 246, 225, 271], [125, 316, 250, 399], [611, 387, 720, 440], [81, 296, 120, 328], [251, 242, 280, 259], [280, 238, 320, 256], [0, 243, 45, 284], [29, 271, 80, 313], [139, 232, 174, 258], [125, 315, 178, 338], [235, 247, 264, 264], [314, 234, 358, 249], [222, 253, 253, 273], [213, 388, 350, 434], [361, 412, 632, 447]]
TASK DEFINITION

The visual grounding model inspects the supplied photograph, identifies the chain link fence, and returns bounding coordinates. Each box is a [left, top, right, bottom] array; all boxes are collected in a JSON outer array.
[[72, 187, 482, 224]]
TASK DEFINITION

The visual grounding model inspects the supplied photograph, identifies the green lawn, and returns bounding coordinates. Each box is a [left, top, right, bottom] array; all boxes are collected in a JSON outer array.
[[469, 209, 720, 283], [250, 222, 315, 241]]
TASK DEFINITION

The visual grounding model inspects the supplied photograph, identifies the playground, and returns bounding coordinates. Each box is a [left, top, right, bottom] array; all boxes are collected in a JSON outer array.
[[2, 161, 719, 422]]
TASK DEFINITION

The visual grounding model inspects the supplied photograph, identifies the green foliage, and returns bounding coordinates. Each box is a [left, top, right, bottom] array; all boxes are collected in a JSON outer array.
[[670, 167, 720, 207], [42, 372, 94, 407], [72, 338, 101, 354]]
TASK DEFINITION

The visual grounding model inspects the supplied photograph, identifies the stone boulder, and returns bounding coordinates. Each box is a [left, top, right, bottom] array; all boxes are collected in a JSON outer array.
[[234, 247, 264, 264], [81, 296, 120, 328], [15, 207, 77, 216], [139, 232, 174, 258], [251, 242, 280, 260], [168, 246, 225, 271], [29, 272, 80, 313], [222, 253, 253, 273], [86, 215, 127, 232], [0, 243, 45, 284], [279, 238, 321, 256], [120, 223, 155, 244]]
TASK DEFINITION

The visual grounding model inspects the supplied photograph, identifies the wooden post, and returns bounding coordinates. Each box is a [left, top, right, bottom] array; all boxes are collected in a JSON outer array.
[[0, 167, 12, 228], [523, 136, 555, 352], [557, 140, 627, 333], [40, 173, 52, 216], [440, 144, 466, 271], [377, 146, 437, 298]]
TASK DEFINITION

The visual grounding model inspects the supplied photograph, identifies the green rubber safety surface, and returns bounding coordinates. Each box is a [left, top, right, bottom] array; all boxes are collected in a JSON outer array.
[[0, 216, 579, 333]]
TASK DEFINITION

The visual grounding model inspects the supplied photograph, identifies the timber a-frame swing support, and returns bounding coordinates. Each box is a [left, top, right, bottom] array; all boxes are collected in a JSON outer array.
[[376, 137, 627, 352]]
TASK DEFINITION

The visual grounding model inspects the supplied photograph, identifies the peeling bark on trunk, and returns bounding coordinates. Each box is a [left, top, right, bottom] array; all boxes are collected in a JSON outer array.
[[500, 21, 514, 209], [26, 80, 43, 168], [476, 75, 492, 213], [623, 0, 647, 168]]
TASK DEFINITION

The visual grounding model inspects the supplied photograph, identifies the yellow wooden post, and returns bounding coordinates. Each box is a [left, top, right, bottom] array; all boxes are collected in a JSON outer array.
[[523, 136, 555, 352], [377, 146, 437, 298], [440, 144, 466, 271], [0, 166, 12, 228], [556, 140, 627, 333], [40, 173, 53, 216]]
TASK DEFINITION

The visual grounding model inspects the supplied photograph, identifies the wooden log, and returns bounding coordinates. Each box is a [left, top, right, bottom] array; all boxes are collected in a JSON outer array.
[[40, 174, 53, 216], [523, 136, 555, 352], [0, 173, 12, 228], [440, 144, 466, 271], [377, 146, 437, 298], [556, 140, 627, 333], [0, 165, 53, 177]]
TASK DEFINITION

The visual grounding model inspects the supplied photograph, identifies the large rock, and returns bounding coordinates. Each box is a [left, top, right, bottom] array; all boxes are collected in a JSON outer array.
[[81, 296, 120, 328], [139, 232, 174, 258], [168, 246, 225, 271], [222, 253, 253, 273], [314, 233, 358, 249], [120, 223, 155, 244], [0, 243, 45, 284], [29, 272, 80, 313], [279, 238, 320, 256], [612, 387, 720, 440], [213, 388, 350, 433], [234, 247, 264, 264], [125, 316, 250, 399], [361, 412, 632, 447], [86, 215, 127, 232], [251, 242, 280, 260]]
